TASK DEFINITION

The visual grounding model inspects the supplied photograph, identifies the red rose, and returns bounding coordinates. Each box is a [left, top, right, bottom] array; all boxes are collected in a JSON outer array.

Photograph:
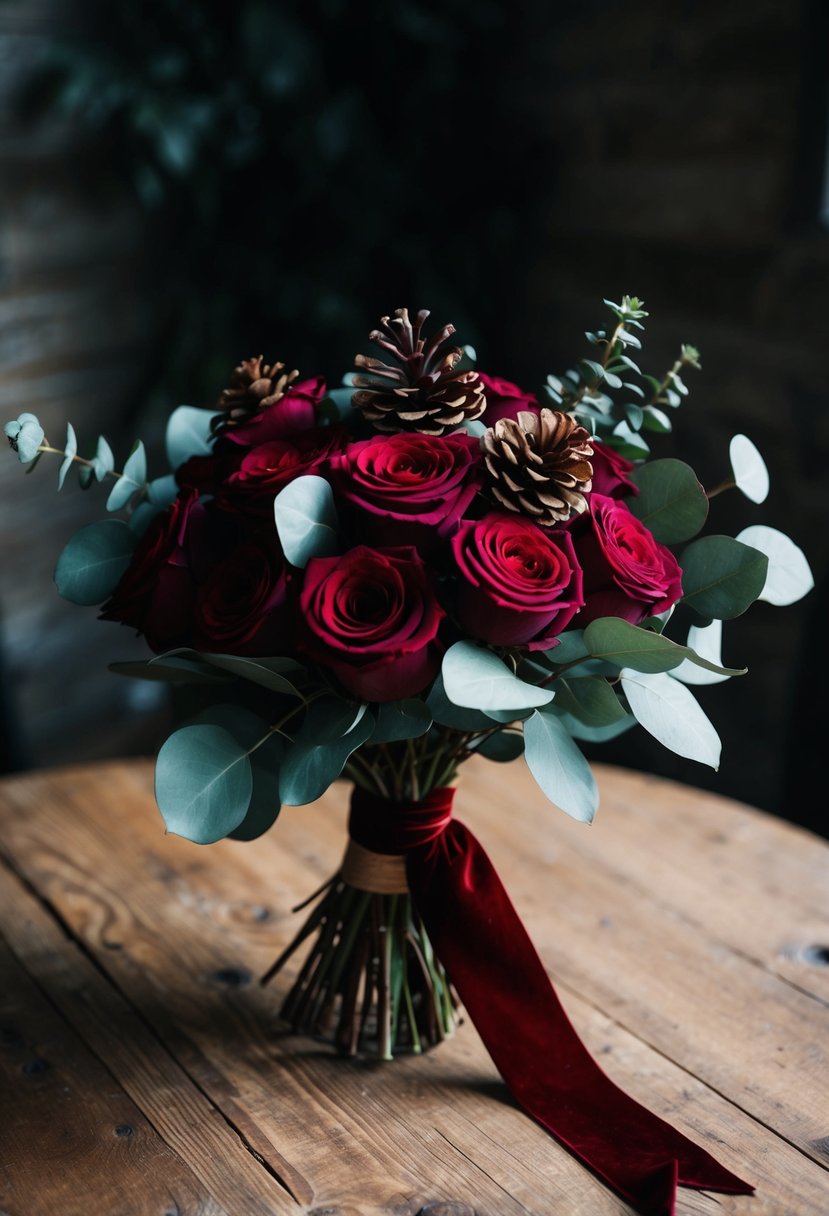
[[100, 487, 200, 651], [572, 494, 683, 626], [479, 374, 538, 427], [219, 425, 348, 516], [297, 546, 445, 701], [590, 441, 639, 499], [223, 376, 327, 446], [330, 431, 481, 551], [451, 512, 583, 649], [193, 540, 290, 656]]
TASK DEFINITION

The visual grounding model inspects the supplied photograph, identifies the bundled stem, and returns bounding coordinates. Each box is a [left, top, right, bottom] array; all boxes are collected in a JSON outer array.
[[263, 879, 458, 1059]]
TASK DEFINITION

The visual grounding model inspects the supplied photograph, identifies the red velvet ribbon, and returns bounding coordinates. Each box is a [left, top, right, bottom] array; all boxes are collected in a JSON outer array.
[[349, 786, 754, 1216]]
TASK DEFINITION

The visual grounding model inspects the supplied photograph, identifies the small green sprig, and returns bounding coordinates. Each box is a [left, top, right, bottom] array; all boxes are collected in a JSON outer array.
[[5, 412, 151, 511], [543, 297, 701, 459]]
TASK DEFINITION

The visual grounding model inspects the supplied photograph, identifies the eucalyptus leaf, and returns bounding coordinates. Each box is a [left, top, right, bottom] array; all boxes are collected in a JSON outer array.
[[558, 711, 637, 743], [620, 669, 721, 768], [155, 724, 253, 844], [371, 699, 432, 743], [279, 711, 374, 805], [58, 422, 77, 490], [93, 435, 114, 481], [629, 458, 708, 544], [671, 620, 731, 687], [54, 519, 137, 605], [198, 653, 305, 696], [736, 525, 814, 607], [442, 641, 554, 711], [4, 412, 44, 464], [425, 674, 493, 731], [641, 405, 672, 434], [473, 730, 524, 761], [106, 440, 148, 511], [729, 434, 769, 504], [110, 656, 231, 685], [610, 420, 650, 459], [583, 617, 744, 676], [680, 535, 768, 620], [553, 676, 627, 727], [165, 405, 217, 469], [523, 709, 599, 823], [148, 474, 178, 505], [273, 474, 339, 568]]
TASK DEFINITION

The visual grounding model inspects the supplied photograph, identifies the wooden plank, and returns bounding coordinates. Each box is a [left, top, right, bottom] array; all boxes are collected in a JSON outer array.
[[0, 934, 223, 1216], [0, 857, 296, 1215], [1, 760, 828, 1213]]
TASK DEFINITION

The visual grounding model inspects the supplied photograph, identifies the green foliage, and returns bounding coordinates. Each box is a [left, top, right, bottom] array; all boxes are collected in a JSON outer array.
[[473, 730, 524, 761], [425, 674, 494, 732], [629, 459, 708, 544], [736, 525, 814, 607], [442, 642, 554, 711], [371, 699, 432, 744], [155, 723, 254, 843], [680, 536, 769, 621], [54, 519, 137, 605], [523, 709, 599, 823], [4, 413, 44, 463], [165, 405, 217, 469], [273, 475, 339, 568], [729, 434, 769, 505], [280, 699, 374, 806], [551, 676, 628, 727], [542, 297, 702, 460], [106, 441, 148, 510], [619, 670, 721, 769], [582, 617, 744, 677]]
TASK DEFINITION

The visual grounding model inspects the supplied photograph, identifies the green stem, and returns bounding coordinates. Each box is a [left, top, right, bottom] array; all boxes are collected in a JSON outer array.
[[706, 477, 736, 500], [38, 442, 147, 492]]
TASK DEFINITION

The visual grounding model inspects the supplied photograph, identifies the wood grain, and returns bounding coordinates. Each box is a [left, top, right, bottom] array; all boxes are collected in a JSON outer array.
[[0, 757, 827, 1216]]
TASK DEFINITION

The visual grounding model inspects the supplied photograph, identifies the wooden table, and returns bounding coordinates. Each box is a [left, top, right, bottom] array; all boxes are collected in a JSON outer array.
[[0, 758, 827, 1216]]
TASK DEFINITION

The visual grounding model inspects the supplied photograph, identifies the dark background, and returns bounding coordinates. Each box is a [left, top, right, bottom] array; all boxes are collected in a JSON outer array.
[[1, 0, 827, 834]]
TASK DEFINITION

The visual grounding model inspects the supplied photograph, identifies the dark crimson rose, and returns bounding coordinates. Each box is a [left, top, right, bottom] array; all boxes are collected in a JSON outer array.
[[330, 431, 481, 551], [479, 374, 539, 427], [571, 494, 683, 626], [100, 487, 200, 652], [223, 376, 326, 446], [219, 425, 348, 515], [451, 512, 584, 650], [590, 441, 639, 499], [297, 546, 445, 701], [193, 541, 290, 655]]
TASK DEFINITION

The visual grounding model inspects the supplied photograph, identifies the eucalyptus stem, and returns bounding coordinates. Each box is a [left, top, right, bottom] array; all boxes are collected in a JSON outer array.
[[564, 316, 626, 412], [37, 442, 148, 493]]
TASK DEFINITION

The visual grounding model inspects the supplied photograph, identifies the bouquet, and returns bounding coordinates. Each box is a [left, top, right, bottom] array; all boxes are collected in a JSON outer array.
[[5, 298, 812, 1215]]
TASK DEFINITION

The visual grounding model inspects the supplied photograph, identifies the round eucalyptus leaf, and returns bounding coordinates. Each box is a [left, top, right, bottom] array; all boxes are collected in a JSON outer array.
[[273, 474, 339, 568], [155, 724, 253, 844], [729, 434, 769, 504], [629, 458, 708, 544], [54, 519, 137, 605], [736, 525, 814, 607], [680, 535, 768, 620]]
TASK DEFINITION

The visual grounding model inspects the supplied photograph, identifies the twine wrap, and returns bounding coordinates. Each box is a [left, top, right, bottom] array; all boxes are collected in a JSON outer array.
[[340, 839, 409, 894]]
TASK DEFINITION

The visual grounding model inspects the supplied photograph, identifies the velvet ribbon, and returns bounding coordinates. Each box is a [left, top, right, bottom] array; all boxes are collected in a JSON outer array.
[[349, 785, 754, 1216]]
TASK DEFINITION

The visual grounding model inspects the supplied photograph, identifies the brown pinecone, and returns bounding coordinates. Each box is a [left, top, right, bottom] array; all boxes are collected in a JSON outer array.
[[213, 356, 299, 431], [481, 408, 594, 525], [353, 308, 485, 436]]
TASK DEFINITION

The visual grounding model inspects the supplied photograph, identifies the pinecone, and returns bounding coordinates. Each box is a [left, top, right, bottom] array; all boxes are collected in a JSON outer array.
[[481, 409, 594, 525], [353, 308, 485, 436], [213, 357, 299, 432]]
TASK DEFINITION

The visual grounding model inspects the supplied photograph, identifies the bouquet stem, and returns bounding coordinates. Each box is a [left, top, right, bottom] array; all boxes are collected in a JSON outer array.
[[262, 876, 459, 1059]]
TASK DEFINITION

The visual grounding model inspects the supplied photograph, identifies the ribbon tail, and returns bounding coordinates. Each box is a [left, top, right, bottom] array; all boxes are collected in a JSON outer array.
[[406, 820, 754, 1216]]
